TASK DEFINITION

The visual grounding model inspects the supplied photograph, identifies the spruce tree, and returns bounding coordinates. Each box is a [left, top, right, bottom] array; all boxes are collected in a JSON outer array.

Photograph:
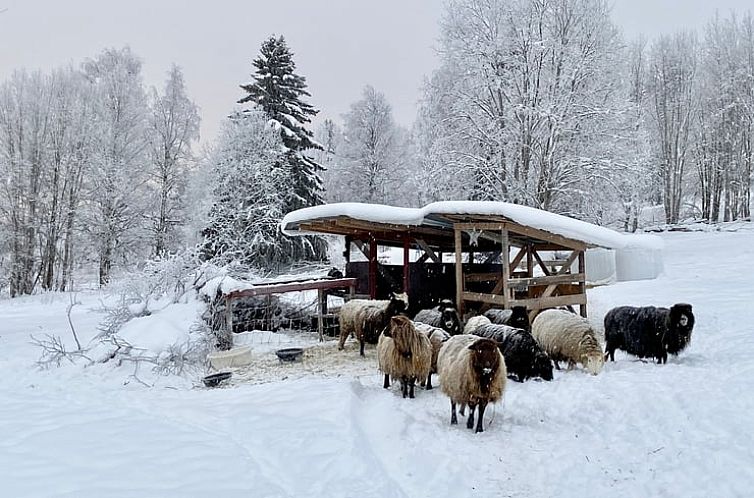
[[238, 35, 327, 262]]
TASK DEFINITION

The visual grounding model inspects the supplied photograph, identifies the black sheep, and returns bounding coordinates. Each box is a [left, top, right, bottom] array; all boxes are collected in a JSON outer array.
[[604, 303, 695, 364], [473, 323, 554, 382], [413, 299, 463, 336], [484, 306, 530, 332]]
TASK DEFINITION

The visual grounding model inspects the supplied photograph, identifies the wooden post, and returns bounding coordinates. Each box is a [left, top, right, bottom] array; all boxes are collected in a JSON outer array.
[[344, 235, 351, 263], [454, 227, 464, 314], [526, 243, 534, 277], [317, 288, 325, 342], [578, 250, 587, 317], [403, 236, 410, 293], [225, 295, 233, 335], [501, 229, 510, 308], [369, 236, 377, 299]]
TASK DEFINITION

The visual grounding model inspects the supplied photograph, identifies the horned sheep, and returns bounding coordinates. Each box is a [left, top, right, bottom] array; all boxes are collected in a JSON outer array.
[[531, 309, 604, 375], [437, 334, 507, 433], [377, 316, 432, 398]]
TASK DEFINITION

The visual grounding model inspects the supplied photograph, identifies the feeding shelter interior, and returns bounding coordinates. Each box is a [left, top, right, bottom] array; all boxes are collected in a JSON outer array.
[[281, 202, 646, 319]]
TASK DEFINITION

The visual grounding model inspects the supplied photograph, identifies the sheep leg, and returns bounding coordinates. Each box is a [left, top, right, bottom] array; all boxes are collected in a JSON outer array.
[[383, 373, 390, 389], [409, 378, 415, 399], [459, 404, 466, 416], [475, 401, 488, 433], [425, 373, 433, 390], [450, 401, 458, 425], [466, 404, 476, 430], [401, 377, 408, 398], [359, 339, 366, 357], [553, 360, 561, 370]]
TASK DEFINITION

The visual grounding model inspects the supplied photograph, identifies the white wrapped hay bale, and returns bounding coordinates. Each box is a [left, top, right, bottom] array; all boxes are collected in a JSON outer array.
[[615, 234, 664, 282], [583, 248, 617, 285], [208, 346, 253, 370]]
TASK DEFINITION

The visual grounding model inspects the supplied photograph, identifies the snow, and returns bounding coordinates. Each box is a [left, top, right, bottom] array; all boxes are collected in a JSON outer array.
[[281, 200, 663, 251], [2, 228, 754, 496]]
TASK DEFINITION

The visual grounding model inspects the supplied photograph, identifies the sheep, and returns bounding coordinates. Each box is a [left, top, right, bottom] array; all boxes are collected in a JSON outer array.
[[604, 303, 695, 364], [531, 309, 604, 375], [473, 323, 554, 382], [377, 316, 432, 398], [463, 314, 493, 335], [437, 334, 507, 433], [413, 299, 463, 336], [413, 321, 450, 390], [338, 292, 409, 356], [484, 306, 531, 332]]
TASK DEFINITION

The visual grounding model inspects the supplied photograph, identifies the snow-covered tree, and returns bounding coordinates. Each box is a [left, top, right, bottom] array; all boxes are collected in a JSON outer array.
[[646, 33, 699, 224], [146, 65, 200, 257], [335, 85, 413, 205], [82, 47, 150, 285], [427, 0, 623, 211], [200, 110, 290, 268], [238, 35, 327, 261]]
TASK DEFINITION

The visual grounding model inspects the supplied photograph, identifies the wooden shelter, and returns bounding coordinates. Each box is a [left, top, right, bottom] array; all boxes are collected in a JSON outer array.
[[282, 202, 624, 318]]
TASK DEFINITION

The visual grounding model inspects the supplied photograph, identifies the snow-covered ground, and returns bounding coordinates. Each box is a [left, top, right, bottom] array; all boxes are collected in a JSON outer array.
[[1, 229, 754, 497]]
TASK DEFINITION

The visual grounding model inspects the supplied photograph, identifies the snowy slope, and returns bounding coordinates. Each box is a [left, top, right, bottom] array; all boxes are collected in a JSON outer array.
[[1, 229, 754, 497]]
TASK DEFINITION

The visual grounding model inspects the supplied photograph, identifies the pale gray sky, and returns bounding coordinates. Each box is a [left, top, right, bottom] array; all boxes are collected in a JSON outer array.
[[0, 0, 751, 144]]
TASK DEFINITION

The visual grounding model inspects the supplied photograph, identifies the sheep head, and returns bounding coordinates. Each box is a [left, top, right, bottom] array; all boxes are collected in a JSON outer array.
[[508, 306, 530, 331], [389, 292, 409, 314], [440, 306, 462, 335], [468, 338, 501, 388], [389, 315, 416, 359], [533, 350, 554, 381]]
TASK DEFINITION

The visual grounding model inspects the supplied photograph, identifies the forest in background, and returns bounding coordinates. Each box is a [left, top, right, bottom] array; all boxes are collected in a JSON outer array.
[[1, 0, 752, 297]]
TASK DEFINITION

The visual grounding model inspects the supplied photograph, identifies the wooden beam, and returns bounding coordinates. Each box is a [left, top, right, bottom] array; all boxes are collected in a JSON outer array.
[[369, 237, 377, 299], [501, 229, 511, 308], [526, 242, 534, 278], [465, 272, 501, 283], [455, 227, 464, 314], [352, 239, 370, 259], [510, 246, 527, 272], [226, 278, 360, 300], [503, 220, 587, 251], [416, 238, 441, 263], [509, 293, 587, 310], [344, 235, 351, 263], [453, 222, 506, 231], [539, 250, 581, 299], [462, 291, 507, 306], [532, 249, 551, 276], [317, 288, 325, 342], [508, 273, 586, 290], [403, 236, 410, 293], [578, 250, 587, 317]]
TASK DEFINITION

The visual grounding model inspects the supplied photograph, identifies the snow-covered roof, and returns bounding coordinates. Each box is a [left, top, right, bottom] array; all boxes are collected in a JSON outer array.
[[281, 201, 662, 250]]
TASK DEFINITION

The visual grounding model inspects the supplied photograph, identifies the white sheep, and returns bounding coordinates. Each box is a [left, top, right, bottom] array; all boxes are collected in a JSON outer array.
[[338, 292, 408, 356], [531, 309, 604, 375], [463, 314, 492, 335]]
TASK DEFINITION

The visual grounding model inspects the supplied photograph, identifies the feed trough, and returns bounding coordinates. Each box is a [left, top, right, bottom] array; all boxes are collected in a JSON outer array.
[[276, 347, 304, 362], [202, 371, 232, 387]]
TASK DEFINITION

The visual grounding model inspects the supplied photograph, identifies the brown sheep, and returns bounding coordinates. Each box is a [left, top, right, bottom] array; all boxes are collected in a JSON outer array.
[[377, 316, 432, 398], [437, 334, 507, 433]]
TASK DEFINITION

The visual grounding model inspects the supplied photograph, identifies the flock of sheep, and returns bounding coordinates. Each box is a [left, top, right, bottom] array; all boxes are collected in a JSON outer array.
[[338, 294, 696, 433]]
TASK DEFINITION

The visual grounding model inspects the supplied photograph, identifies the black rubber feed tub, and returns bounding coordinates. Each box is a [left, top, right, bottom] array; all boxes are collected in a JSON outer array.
[[202, 371, 232, 387], [276, 347, 304, 362]]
